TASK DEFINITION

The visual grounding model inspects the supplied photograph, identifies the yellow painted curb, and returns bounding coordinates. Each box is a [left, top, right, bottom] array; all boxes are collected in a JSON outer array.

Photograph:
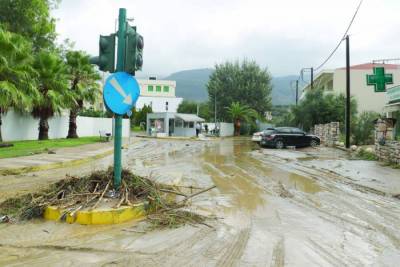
[[0, 149, 113, 176], [44, 203, 146, 225]]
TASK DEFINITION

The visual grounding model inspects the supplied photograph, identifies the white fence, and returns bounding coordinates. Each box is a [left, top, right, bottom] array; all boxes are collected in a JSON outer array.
[[1, 110, 130, 142], [203, 122, 234, 137]]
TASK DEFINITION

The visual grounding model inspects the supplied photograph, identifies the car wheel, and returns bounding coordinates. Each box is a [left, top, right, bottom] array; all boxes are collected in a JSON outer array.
[[275, 140, 284, 149], [310, 139, 318, 148]]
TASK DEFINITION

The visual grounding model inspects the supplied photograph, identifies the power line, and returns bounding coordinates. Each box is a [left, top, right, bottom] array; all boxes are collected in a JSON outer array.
[[314, 0, 364, 71]]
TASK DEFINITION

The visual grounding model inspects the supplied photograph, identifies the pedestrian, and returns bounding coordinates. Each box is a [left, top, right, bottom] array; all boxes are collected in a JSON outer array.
[[205, 124, 209, 134], [196, 122, 201, 137]]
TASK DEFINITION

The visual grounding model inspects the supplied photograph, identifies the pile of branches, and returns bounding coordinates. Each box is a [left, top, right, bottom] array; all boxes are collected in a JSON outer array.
[[0, 168, 215, 228]]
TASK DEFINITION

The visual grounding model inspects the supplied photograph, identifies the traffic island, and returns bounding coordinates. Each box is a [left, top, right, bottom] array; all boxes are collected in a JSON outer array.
[[44, 203, 146, 225], [0, 168, 216, 228]]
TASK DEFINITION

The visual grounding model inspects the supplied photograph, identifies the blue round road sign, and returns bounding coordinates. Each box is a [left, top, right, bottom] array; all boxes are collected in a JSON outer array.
[[103, 72, 140, 115]]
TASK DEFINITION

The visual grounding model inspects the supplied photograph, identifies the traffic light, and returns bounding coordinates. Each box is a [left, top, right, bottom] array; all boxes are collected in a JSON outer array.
[[125, 26, 144, 73], [90, 34, 116, 72]]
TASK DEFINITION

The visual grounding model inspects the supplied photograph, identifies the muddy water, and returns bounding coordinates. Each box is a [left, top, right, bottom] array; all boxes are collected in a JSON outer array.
[[1, 138, 400, 266]]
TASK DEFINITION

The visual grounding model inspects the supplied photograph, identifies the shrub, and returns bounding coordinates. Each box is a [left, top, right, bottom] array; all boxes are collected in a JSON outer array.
[[78, 108, 113, 118], [356, 148, 378, 161], [352, 111, 379, 145]]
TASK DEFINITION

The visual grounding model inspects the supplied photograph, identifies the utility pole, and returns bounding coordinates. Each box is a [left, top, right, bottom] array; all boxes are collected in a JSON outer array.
[[214, 91, 217, 124], [113, 8, 127, 189], [311, 67, 314, 89], [295, 80, 299, 105], [345, 35, 351, 149]]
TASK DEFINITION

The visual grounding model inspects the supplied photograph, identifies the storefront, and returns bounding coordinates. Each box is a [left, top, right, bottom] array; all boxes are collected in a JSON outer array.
[[384, 85, 400, 139]]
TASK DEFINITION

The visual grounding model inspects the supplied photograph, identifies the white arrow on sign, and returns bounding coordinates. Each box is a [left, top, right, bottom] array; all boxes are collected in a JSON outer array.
[[110, 77, 133, 105]]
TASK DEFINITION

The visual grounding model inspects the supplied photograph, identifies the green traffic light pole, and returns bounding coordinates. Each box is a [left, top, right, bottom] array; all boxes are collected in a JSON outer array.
[[113, 8, 127, 190]]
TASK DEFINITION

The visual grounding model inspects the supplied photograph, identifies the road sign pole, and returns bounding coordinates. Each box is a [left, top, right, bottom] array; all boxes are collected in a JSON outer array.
[[113, 8, 127, 190]]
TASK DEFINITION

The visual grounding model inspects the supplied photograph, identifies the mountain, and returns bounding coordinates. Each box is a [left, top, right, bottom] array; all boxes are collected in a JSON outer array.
[[165, 69, 301, 105], [164, 68, 213, 102], [271, 75, 303, 105]]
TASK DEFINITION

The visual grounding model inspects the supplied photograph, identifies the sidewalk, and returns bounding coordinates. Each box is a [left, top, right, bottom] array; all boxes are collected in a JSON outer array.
[[0, 142, 115, 175]]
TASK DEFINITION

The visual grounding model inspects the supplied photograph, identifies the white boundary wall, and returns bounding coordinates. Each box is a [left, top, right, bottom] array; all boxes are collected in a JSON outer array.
[[203, 123, 234, 137], [1, 110, 130, 141]]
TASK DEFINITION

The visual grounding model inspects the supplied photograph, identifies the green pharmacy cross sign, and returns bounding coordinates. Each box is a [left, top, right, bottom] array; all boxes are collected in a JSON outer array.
[[366, 67, 393, 92]]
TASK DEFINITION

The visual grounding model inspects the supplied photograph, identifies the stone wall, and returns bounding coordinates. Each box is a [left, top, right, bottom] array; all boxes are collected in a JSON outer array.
[[375, 124, 400, 165], [375, 140, 400, 165], [313, 122, 340, 146]]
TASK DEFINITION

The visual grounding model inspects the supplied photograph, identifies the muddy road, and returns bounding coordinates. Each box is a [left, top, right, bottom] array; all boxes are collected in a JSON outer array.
[[1, 138, 400, 266]]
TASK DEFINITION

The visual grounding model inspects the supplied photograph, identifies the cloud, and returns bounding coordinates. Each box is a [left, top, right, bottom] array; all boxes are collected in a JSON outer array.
[[52, 0, 400, 77]]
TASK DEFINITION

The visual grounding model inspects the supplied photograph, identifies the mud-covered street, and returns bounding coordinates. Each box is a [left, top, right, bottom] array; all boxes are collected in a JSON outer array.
[[1, 138, 400, 266]]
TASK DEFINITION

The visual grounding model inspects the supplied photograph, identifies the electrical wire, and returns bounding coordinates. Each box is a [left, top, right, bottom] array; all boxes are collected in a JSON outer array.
[[314, 0, 363, 71]]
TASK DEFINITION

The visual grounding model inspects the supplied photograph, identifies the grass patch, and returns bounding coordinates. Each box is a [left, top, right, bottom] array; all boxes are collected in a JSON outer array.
[[131, 125, 143, 132], [0, 137, 101, 159], [0, 168, 213, 229]]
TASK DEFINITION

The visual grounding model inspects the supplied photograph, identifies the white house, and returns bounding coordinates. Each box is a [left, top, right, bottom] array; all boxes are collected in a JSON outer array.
[[136, 78, 183, 113], [300, 63, 400, 113]]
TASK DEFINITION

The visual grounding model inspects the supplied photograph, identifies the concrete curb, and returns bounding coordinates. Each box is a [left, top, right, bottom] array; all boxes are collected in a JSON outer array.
[[0, 149, 113, 176], [44, 203, 146, 225]]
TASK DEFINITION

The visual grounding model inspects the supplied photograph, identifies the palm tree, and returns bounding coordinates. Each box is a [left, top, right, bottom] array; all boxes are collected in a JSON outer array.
[[226, 102, 258, 136], [32, 51, 70, 140], [0, 29, 37, 142], [65, 50, 100, 138]]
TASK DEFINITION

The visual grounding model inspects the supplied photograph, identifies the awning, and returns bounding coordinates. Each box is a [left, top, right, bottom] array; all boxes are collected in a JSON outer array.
[[174, 114, 205, 122], [384, 102, 400, 113]]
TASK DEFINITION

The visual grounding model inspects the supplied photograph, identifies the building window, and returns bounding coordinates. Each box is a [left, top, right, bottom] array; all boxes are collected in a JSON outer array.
[[165, 101, 169, 111], [156, 85, 162, 92], [175, 119, 183, 128], [148, 85, 154, 92], [189, 122, 194, 128], [163, 86, 169, 92]]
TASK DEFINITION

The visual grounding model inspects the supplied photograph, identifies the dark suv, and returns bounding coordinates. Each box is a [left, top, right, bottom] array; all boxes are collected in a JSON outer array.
[[260, 127, 320, 149]]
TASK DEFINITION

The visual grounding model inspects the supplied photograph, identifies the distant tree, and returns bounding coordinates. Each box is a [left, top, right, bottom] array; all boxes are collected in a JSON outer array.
[[177, 100, 211, 121], [0, 0, 59, 50], [0, 29, 38, 142], [198, 102, 211, 121], [177, 100, 197, 114], [226, 102, 258, 136], [289, 88, 357, 131], [65, 50, 101, 138], [207, 60, 272, 121], [31, 51, 70, 140], [133, 104, 153, 128]]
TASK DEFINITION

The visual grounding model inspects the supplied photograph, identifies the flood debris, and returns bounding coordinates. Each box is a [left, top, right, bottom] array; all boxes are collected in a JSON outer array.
[[148, 210, 212, 229], [277, 182, 294, 198], [0, 168, 216, 228]]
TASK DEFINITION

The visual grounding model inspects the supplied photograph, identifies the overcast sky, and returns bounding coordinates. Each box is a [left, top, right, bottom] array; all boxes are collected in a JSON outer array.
[[53, 0, 399, 78]]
